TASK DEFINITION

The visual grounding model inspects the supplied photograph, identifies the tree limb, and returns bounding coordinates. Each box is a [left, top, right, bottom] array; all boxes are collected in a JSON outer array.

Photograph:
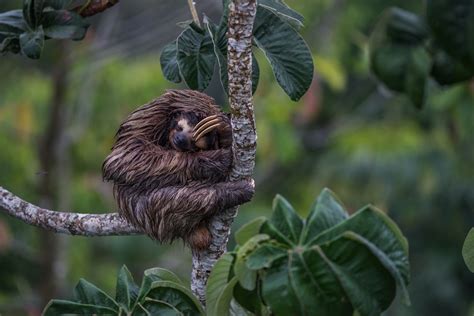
[[0, 186, 141, 236], [190, 0, 257, 304]]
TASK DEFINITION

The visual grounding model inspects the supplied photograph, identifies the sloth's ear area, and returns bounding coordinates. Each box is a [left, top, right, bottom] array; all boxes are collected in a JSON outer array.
[[192, 115, 224, 141]]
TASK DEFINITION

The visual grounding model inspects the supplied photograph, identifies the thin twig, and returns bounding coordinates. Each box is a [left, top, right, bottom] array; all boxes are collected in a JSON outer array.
[[187, 0, 201, 27]]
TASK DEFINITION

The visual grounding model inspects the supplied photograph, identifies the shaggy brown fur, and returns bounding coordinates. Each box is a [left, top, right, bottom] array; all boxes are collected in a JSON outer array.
[[103, 89, 254, 249]]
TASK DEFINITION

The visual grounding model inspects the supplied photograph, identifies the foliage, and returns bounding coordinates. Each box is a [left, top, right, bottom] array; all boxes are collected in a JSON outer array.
[[205, 189, 410, 315], [369, 1, 474, 108], [0, 0, 89, 59], [462, 228, 474, 273], [42, 265, 204, 315], [160, 0, 314, 101]]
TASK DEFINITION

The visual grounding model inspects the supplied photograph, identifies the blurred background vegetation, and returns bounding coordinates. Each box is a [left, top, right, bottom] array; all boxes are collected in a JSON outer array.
[[0, 0, 472, 315]]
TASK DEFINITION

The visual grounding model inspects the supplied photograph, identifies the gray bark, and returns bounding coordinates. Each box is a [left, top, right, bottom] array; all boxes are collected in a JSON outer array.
[[190, 0, 257, 304]]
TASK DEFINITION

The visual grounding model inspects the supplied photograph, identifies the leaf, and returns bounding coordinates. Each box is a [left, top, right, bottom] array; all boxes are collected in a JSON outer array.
[[0, 10, 27, 36], [235, 235, 270, 290], [235, 216, 267, 245], [137, 267, 183, 302], [301, 188, 349, 243], [73, 278, 119, 311], [431, 48, 474, 85], [311, 205, 410, 304], [253, 7, 314, 101], [160, 41, 182, 84], [23, 0, 44, 28], [385, 7, 428, 44], [41, 10, 89, 40], [258, 0, 304, 29], [1, 37, 21, 54], [19, 26, 44, 59], [246, 243, 287, 270], [146, 281, 204, 315], [462, 228, 474, 272], [207, 253, 235, 316], [42, 299, 118, 316], [427, 0, 474, 70], [214, 277, 239, 316], [176, 26, 216, 91], [115, 265, 139, 312], [267, 195, 303, 245], [233, 283, 261, 314], [404, 47, 431, 108], [135, 298, 183, 316]]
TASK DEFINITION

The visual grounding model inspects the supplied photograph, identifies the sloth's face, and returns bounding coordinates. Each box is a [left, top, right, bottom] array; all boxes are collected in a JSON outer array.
[[169, 114, 214, 152]]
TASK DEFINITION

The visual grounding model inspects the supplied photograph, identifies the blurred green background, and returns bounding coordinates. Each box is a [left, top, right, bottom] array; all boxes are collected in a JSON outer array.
[[0, 0, 473, 315]]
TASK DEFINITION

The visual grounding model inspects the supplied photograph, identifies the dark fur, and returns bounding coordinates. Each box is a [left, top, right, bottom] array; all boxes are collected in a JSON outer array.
[[102, 89, 253, 249]]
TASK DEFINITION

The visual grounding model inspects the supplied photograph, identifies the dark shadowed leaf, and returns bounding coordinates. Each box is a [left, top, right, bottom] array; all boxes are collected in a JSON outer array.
[[115, 265, 139, 312], [301, 188, 349, 243], [462, 228, 474, 272], [23, 0, 44, 28], [234, 235, 270, 290], [0, 37, 21, 54], [431, 49, 474, 85], [160, 41, 182, 84], [146, 281, 204, 315], [258, 0, 304, 29], [42, 300, 118, 316], [253, 7, 314, 101], [427, 0, 474, 70], [73, 279, 119, 311], [41, 10, 89, 40], [176, 27, 216, 91], [19, 26, 44, 59], [385, 7, 428, 44], [233, 282, 261, 314], [135, 299, 182, 316], [404, 47, 431, 108]]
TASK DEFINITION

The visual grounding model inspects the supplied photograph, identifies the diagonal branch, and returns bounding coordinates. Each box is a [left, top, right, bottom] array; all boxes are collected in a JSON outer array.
[[190, 0, 257, 304], [0, 186, 141, 236]]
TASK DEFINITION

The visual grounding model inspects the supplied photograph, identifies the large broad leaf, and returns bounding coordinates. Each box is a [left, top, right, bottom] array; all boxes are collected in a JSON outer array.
[[23, 0, 44, 28], [115, 265, 139, 312], [41, 10, 89, 40], [160, 41, 182, 84], [258, 0, 304, 29], [136, 299, 183, 316], [0, 10, 27, 36], [207, 253, 235, 316], [137, 267, 183, 303], [146, 281, 204, 315], [253, 7, 314, 101], [19, 26, 45, 59], [234, 235, 270, 290], [427, 0, 474, 70], [73, 279, 119, 311], [462, 228, 474, 272], [301, 188, 349, 243], [42, 300, 118, 315], [176, 26, 216, 91]]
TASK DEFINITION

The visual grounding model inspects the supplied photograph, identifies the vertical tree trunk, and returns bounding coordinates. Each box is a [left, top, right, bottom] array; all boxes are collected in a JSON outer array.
[[191, 0, 257, 305], [37, 41, 71, 307]]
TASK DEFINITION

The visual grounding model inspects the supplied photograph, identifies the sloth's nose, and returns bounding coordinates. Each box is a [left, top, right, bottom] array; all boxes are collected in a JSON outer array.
[[175, 134, 188, 147]]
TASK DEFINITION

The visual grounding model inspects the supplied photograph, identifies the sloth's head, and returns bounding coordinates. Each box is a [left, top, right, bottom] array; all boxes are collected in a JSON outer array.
[[168, 112, 219, 152]]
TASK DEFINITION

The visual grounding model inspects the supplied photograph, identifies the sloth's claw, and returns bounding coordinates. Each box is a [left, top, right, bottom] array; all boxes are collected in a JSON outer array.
[[193, 115, 223, 141]]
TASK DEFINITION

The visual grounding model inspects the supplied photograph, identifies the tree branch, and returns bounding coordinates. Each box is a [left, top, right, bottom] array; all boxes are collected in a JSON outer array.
[[191, 0, 257, 304], [0, 186, 141, 236], [74, 0, 120, 18]]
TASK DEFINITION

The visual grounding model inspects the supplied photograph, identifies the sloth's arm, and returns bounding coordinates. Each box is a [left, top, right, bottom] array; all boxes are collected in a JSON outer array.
[[103, 139, 232, 185]]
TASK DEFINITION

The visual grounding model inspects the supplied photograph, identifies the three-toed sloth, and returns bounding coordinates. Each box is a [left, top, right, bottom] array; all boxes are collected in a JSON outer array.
[[102, 89, 254, 250]]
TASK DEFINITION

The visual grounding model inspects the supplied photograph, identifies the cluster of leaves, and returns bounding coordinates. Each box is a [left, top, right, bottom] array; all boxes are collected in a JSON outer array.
[[0, 0, 89, 59], [205, 189, 410, 316], [160, 0, 314, 101], [463, 228, 474, 273], [43, 266, 204, 315], [369, 0, 474, 108]]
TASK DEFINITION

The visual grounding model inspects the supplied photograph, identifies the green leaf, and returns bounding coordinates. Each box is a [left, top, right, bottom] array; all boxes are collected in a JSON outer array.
[[214, 277, 240, 316], [23, 0, 44, 28], [267, 195, 303, 245], [427, 0, 474, 70], [19, 26, 44, 59], [431, 48, 474, 85], [137, 267, 183, 303], [146, 281, 204, 315], [0, 10, 27, 36], [233, 283, 261, 314], [41, 10, 89, 40], [385, 7, 428, 44], [235, 235, 270, 290], [301, 188, 349, 243], [235, 216, 267, 245], [311, 205, 410, 304], [135, 298, 183, 316], [1, 36, 21, 54], [253, 7, 313, 101], [207, 253, 235, 316], [257, 0, 304, 29], [115, 265, 139, 312], [462, 228, 474, 272], [176, 26, 216, 91], [404, 46, 431, 108], [42, 299, 118, 316], [73, 278, 119, 311], [246, 243, 287, 270], [160, 41, 182, 84]]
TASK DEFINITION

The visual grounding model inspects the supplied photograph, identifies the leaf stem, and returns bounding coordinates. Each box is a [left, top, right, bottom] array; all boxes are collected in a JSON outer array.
[[187, 0, 201, 27]]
